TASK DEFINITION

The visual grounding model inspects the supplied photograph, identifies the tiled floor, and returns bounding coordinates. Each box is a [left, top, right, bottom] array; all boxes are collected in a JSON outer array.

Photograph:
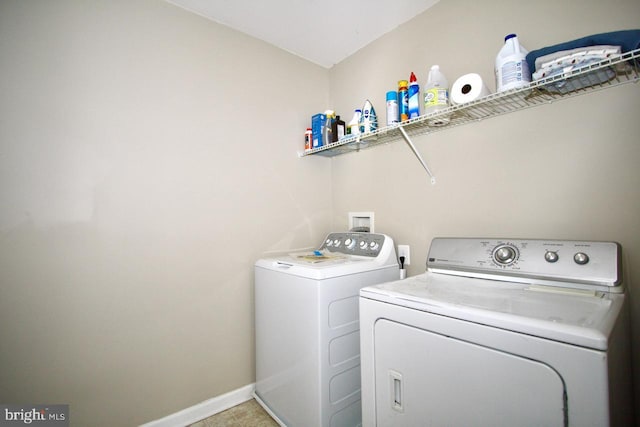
[[188, 399, 279, 427]]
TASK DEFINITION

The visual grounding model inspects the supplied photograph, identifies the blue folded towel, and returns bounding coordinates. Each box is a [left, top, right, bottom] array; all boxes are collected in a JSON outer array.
[[526, 29, 640, 72]]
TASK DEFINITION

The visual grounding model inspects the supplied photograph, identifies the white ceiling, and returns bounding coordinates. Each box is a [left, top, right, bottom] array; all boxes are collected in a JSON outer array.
[[166, 0, 439, 68]]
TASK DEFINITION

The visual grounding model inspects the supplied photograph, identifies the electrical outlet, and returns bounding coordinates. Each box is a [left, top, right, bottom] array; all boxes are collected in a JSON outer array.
[[398, 245, 410, 266]]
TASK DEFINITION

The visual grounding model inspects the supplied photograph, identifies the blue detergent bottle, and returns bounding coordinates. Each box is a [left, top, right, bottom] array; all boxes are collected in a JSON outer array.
[[408, 72, 420, 119]]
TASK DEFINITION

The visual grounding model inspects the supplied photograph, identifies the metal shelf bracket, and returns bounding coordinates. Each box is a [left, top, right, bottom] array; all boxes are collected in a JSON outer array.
[[398, 126, 436, 185]]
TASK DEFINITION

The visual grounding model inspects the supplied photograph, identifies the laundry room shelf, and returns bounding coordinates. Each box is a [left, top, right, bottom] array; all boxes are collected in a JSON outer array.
[[300, 48, 640, 164]]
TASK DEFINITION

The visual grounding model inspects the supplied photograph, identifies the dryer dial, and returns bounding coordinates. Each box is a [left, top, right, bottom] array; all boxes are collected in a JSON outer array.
[[492, 244, 519, 266], [574, 252, 590, 265], [544, 250, 559, 263]]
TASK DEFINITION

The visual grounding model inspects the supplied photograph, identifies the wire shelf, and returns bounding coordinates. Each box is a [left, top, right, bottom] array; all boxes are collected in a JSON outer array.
[[301, 48, 640, 158]]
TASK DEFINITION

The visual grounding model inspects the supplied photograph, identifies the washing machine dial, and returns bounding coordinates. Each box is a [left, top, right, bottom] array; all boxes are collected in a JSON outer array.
[[344, 238, 355, 249], [359, 241, 367, 249], [369, 241, 379, 250], [544, 250, 559, 263], [574, 252, 589, 265], [492, 244, 518, 266], [333, 239, 341, 247]]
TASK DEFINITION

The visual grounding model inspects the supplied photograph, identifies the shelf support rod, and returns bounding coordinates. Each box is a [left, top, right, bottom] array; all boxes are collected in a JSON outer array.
[[398, 126, 436, 185]]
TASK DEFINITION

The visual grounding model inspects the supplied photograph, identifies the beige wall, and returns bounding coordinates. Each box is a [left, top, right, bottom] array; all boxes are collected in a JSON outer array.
[[2, 0, 639, 425], [330, 0, 640, 417], [0, 1, 331, 426]]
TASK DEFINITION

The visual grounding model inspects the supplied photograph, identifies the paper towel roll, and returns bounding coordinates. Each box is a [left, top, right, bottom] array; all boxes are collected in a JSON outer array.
[[451, 73, 491, 105]]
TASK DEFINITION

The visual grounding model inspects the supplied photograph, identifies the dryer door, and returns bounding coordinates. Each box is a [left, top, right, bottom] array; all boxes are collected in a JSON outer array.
[[374, 319, 567, 427]]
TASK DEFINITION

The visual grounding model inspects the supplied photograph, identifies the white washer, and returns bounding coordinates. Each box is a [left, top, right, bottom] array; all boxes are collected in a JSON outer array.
[[255, 232, 399, 427], [360, 238, 634, 427]]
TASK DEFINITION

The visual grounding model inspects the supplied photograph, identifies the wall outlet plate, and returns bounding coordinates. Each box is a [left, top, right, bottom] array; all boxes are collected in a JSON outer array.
[[398, 245, 410, 265]]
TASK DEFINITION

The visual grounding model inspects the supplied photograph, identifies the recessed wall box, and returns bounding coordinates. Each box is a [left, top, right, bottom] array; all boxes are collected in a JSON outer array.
[[348, 212, 374, 233]]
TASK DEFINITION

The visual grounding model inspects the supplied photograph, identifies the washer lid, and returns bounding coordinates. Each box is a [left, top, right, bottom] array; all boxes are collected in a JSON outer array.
[[360, 272, 625, 350]]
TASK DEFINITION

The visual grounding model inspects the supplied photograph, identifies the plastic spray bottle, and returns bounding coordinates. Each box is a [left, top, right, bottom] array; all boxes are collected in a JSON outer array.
[[408, 72, 420, 119], [423, 65, 450, 127]]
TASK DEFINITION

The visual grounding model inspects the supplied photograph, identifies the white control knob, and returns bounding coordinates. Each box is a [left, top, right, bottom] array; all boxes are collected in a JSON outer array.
[[369, 242, 379, 250], [345, 238, 355, 249], [333, 239, 341, 247], [359, 241, 367, 249], [574, 252, 589, 265], [544, 251, 559, 263]]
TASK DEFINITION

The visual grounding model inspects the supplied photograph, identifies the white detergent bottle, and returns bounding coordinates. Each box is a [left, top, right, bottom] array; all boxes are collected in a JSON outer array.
[[348, 109, 362, 136], [423, 65, 450, 127], [495, 33, 531, 92]]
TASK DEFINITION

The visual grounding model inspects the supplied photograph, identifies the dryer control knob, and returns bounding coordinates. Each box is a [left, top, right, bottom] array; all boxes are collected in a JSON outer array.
[[574, 252, 589, 265], [544, 251, 559, 263], [492, 244, 518, 265]]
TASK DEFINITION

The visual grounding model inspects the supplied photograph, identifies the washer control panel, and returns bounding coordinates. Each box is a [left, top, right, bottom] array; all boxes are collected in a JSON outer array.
[[427, 238, 621, 288], [320, 232, 387, 257]]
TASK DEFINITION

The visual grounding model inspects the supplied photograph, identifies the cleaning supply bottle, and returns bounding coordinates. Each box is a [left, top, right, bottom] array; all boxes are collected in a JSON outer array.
[[304, 128, 312, 151], [495, 33, 531, 92], [333, 115, 346, 141], [408, 72, 420, 119], [398, 80, 409, 122], [423, 65, 450, 127], [386, 91, 399, 126], [348, 109, 362, 136], [359, 100, 377, 134], [323, 110, 335, 146]]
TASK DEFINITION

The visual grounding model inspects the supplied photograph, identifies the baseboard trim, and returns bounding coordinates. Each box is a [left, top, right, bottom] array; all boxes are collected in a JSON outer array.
[[139, 383, 255, 427], [253, 392, 286, 427]]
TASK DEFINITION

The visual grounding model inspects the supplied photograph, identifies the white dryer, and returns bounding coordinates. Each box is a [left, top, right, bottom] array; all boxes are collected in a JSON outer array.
[[255, 232, 399, 427], [360, 238, 633, 427]]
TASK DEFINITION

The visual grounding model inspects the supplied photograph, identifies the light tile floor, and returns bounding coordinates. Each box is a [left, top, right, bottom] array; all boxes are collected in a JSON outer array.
[[189, 399, 279, 427]]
